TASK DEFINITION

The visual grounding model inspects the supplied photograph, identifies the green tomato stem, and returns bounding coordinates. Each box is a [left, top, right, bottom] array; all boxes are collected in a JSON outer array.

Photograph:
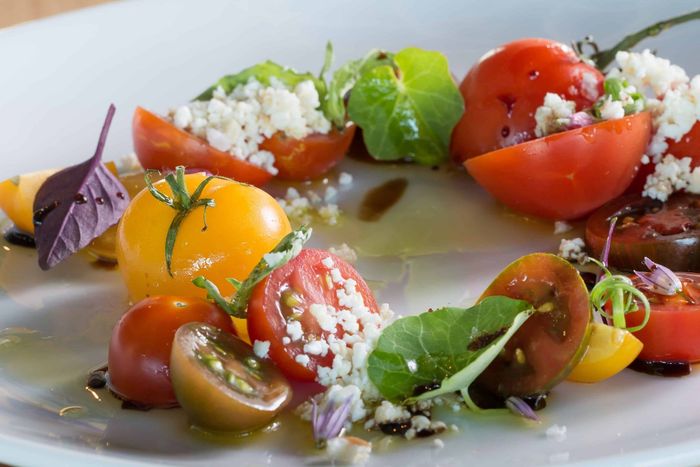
[[592, 9, 700, 70]]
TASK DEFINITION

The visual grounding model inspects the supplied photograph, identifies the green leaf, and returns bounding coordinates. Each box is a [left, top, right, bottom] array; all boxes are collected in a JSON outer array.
[[347, 47, 464, 165], [193, 226, 312, 317], [367, 296, 533, 402], [194, 61, 327, 102], [323, 49, 395, 128]]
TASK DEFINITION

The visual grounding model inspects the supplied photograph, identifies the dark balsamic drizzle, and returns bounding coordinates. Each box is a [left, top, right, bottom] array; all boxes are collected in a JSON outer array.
[[629, 359, 691, 377], [358, 178, 408, 222], [3, 227, 36, 248]]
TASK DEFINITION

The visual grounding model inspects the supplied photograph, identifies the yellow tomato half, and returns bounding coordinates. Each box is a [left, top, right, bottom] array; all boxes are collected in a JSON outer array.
[[0, 169, 58, 233], [567, 322, 643, 383], [116, 173, 291, 302]]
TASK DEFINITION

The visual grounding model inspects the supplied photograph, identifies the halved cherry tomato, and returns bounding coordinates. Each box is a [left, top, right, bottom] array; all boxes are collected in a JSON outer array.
[[626, 273, 700, 362], [451, 38, 604, 162], [247, 248, 379, 381], [465, 112, 652, 220], [107, 296, 235, 408], [586, 193, 700, 272], [260, 125, 356, 181], [567, 322, 643, 383], [476, 253, 591, 397], [132, 107, 273, 186]]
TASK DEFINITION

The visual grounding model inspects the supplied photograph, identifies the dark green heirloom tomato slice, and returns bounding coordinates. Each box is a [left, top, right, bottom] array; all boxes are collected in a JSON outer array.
[[586, 193, 700, 272], [170, 322, 292, 433], [475, 253, 591, 397]]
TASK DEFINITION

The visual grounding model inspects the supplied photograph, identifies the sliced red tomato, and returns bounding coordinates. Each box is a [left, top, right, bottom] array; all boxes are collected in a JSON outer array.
[[107, 296, 235, 408], [260, 125, 356, 181], [132, 107, 273, 186], [476, 253, 591, 397], [627, 273, 700, 362], [586, 193, 700, 272], [247, 248, 379, 381], [450, 38, 604, 162], [465, 112, 652, 220]]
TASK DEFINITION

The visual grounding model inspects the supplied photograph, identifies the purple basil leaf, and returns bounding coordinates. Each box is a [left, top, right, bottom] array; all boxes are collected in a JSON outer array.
[[33, 104, 130, 270]]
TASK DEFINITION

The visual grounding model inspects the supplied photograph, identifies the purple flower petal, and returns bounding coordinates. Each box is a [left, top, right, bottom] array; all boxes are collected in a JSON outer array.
[[505, 396, 539, 422], [311, 396, 354, 447], [567, 111, 595, 130], [601, 217, 618, 268], [635, 256, 683, 296]]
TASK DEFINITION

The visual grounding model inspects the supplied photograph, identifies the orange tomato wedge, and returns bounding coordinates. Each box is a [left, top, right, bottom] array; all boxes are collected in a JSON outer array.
[[567, 322, 643, 383]]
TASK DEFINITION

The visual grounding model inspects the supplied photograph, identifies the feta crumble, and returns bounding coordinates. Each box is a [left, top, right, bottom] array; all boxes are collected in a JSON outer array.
[[168, 78, 331, 175], [277, 187, 341, 226], [252, 340, 270, 359], [534, 93, 576, 137], [643, 154, 700, 201], [324, 436, 371, 465], [338, 172, 354, 186], [545, 424, 568, 442], [553, 221, 573, 235], [328, 243, 358, 264], [558, 238, 588, 264]]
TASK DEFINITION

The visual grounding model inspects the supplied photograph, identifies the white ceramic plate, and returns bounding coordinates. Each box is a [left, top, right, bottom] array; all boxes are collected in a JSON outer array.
[[1, 0, 700, 465]]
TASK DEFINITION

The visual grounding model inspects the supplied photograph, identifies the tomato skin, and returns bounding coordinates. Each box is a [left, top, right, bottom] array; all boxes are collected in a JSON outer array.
[[627, 273, 700, 362], [132, 107, 272, 186], [107, 296, 235, 407], [260, 126, 356, 181], [247, 248, 378, 382], [116, 173, 291, 302], [451, 38, 604, 162], [465, 112, 652, 220]]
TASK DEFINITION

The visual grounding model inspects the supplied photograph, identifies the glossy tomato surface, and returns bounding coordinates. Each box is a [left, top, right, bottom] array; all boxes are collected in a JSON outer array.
[[116, 172, 291, 302], [247, 249, 378, 381], [451, 38, 603, 162], [465, 112, 652, 220], [260, 126, 356, 181], [627, 273, 700, 362], [477, 253, 591, 397], [586, 193, 700, 272], [132, 107, 273, 186], [107, 296, 235, 407]]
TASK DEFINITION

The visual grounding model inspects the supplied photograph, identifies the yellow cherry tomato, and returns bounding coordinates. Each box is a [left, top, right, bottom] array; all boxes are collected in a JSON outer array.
[[116, 172, 291, 302], [0, 169, 58, 233], [85, 172, 157, 263], [567, 322, 643, 383]]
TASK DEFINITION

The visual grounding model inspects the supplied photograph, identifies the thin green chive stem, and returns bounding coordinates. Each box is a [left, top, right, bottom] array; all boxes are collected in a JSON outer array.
[[591, 9, 700, 70]]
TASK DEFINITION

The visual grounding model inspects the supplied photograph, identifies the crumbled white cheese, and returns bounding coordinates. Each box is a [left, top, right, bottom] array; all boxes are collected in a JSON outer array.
[[294, 354, 311, 367], [598, 97, 625, 120], [324, 436, 371, 465], [373, 401, 411, 425], [328, 243, 358, 264], [553, 221, 573, 235], [558, 238, 588, 264], [309, 303, 338, 332], [338, 172, 354, 186], [642, 154, 700, 201], [282, 336, 291, 345], [252, 340, 270, 359], [608, 51, 700, 165], [277, 187, 341, 226], [546, 424, 568, 442], [432, 438, 445, 450], [303, 339, 330, 357], [404, 416, 447, 441], [115, 152, 143, 175], [534, 93, 576, 137], [581, 71, 600, 101], [286, 320, 304, 342], [168, 78, 330, 175]]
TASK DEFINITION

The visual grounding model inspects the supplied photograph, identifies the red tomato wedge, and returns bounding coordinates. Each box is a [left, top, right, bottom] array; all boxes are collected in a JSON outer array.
[[247, 249, 379, 382], [451, 38, 604, 162], [260, 125, 356, 181], [627, 273, 700, 362], [465, 112, 652, 220], [132, 107, 273, 186]]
